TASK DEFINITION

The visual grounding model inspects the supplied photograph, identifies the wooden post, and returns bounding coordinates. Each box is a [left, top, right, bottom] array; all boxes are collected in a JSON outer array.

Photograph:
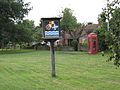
[[41, 17, 61, 77], [50, 40, 56, 77]]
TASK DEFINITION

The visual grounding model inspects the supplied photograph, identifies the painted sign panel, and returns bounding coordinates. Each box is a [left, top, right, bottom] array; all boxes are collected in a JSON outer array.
[[41, 18, 61, 39]]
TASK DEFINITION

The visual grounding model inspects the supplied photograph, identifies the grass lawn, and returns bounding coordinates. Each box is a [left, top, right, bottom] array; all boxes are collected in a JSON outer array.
[[0, 50, 120, 90]]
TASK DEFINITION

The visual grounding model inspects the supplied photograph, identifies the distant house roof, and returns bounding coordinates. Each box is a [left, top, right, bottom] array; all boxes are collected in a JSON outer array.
[[81, 24, 99, 36], [85, 24, 99, 30]]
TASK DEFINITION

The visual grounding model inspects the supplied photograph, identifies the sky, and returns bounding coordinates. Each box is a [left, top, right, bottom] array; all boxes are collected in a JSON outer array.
[[24, 0, 107, 26]]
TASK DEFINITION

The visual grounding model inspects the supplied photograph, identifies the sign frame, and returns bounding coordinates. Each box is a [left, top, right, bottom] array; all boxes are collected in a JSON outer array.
[[41, 17, 61, 40]]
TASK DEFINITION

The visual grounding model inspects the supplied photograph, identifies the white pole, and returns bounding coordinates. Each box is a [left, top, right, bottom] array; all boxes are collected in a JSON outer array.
[[107, 0, 110, 31]]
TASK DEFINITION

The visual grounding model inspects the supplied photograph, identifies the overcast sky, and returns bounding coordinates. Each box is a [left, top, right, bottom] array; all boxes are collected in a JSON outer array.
[[24, 0, 107, 26]]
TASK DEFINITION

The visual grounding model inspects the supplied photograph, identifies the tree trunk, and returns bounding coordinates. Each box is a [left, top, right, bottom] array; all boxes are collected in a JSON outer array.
[[13, 43, 16, 49], [1, 41, 4, 51]]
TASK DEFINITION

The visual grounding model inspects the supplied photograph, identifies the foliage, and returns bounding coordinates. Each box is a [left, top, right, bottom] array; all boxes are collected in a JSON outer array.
[[33, 26, 43, 42], [96, 25, 109, 51], [98, 0, 120, 67], [61, 8, 77, 32], [0, 0, 31, 22], [0, 0, 31, 48], [71, 39, 78, 51], [108, 8, 120, 66], [15, 19, 35, 43]]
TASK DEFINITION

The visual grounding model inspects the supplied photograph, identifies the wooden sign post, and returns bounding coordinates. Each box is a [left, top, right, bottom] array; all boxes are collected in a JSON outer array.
[[50, 40, 56, 77], [41, 17, 61, 77]]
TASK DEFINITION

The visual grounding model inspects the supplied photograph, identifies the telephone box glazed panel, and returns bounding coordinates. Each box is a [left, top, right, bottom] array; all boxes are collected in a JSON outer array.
[[41, 18, 61, 40], [88, 33, 98, 54]]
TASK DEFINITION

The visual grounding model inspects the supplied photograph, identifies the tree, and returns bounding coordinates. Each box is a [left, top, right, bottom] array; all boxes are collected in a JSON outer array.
[[96, 12, 110, 51], [109, 8, 120, 67], [61, 8, 77, 32], [33, 26, 42, 42], [0, 0, 31, 49], [15, 20, 35, 44], [61, 8, 84, 51], [98, 0, 120, 67]]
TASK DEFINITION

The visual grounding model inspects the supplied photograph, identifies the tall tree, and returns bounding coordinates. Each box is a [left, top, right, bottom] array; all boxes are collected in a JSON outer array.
[[98, 0, 120, 67], [61, 8, 84, 51], [0, 0, 31, 48], [97, 12, 109, 51], [61, 8, 77, 33], [109, 8, 120, 67]]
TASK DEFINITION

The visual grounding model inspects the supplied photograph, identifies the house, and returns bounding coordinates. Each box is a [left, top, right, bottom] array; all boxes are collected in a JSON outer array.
[[58, 23, 99, 50]]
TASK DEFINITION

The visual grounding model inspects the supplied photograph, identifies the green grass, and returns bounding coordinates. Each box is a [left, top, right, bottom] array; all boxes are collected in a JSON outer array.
[[0, 50, 120, 90]]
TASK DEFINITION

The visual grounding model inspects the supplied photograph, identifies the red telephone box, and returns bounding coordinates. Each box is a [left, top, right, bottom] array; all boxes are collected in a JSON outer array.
[[88, 33, 98, 54]]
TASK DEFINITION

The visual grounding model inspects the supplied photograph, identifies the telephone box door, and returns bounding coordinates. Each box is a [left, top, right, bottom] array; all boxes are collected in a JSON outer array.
[[88, 33, 98, 54]]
